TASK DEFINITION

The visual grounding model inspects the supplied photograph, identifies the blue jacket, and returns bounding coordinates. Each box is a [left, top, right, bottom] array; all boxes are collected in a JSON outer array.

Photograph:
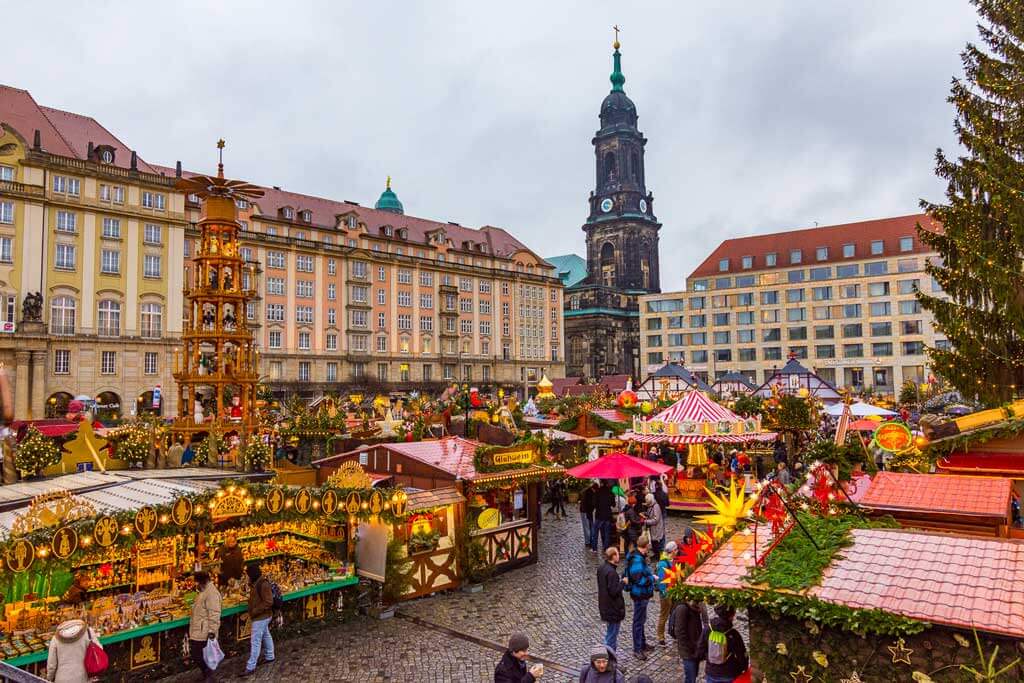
[[655, 553, 673, 598], [625, 550, 655, 601]]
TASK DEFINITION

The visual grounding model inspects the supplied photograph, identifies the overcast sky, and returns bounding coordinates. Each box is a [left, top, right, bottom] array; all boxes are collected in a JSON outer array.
[[7, 1, 979, 290]]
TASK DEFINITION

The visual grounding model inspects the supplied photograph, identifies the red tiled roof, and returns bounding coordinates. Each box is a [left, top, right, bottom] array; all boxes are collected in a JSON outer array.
[[689, 214, 941, 279], [937, 453, 1024, 477], [563, 384, 604, 397], [685, 530, 775, 590], [550, 377, 583, 396], [599, 375, 632, 393], [860, 472, 1012, 518], [380, 437, 482, 480], [813, 529, 1024, 638], [592, 409, 632, 424], [0, 85, 156, 172]]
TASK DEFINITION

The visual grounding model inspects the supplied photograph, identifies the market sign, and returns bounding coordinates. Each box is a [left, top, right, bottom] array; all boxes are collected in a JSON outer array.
[[52, 526, 78, 560], [135, 506, 158, 538], [130, 634, 159, 670], [478, 445, 538, 471], [873, 421, 913, 453], [93, 516, 118, 548], [171, 497, 193, 527], [5, 538, 34, 573]]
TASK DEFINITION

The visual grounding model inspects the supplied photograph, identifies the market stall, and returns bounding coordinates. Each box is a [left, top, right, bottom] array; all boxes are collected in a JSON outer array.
[[622, 391, 776, 512], [0, 473, 408, 677]]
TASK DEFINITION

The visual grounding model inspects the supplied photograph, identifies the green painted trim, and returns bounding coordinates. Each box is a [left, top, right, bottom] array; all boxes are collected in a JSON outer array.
[[3, 576, 358, 667]]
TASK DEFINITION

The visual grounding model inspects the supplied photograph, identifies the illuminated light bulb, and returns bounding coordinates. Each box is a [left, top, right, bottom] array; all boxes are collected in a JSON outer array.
[[228, 485, 237, 493], [285, 499, 293, 508], [208, 502, 216, 510], [312, 500, 320, 510], [159, 515, 170, 524], [82, 536, 92, 546]]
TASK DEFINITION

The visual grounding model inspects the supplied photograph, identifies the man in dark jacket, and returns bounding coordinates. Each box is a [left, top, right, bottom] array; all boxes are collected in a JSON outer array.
[[596, 547, 626, 653], [624, 537, 655, 660], [217, 532, 245, 587], [494, 632, 543, 682], [671, 600, 707, 683], [580, 482, 598, 550], [594, 481, 615, 552], [698, 606, 748, 683], [577, 644, 624, 682], [243, 564, 275, 676]]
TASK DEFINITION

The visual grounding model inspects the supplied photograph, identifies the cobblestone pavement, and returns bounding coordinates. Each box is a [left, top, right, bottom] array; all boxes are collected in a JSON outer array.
[[159, 510, 747, 682]]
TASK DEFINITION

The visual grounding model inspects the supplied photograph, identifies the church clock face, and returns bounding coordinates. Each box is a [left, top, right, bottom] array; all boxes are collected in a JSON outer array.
[[600, 198, 614, 213], [639, 199, 648, 213]]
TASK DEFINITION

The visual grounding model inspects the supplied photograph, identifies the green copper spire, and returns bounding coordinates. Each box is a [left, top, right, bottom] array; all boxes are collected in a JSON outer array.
[[610, 28, 625, 92], [374, 176, 404, 214]]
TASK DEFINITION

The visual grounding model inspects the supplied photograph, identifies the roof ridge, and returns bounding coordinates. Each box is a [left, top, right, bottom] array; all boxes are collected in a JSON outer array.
[[31, 101, 78, 160], [718, 213, 932, 244]]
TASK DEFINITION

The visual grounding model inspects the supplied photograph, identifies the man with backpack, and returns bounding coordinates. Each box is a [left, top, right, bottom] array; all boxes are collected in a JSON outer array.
[[669, 599, 707, 683], [623, 536, 655, 660], [698, 606, 748, 683], [242, 564, 276, 676]]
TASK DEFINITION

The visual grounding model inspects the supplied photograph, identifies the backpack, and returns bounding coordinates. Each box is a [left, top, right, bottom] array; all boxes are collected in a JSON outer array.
[[707, 627, 730, 665], [626, 552, 654, 601], [83, 630, 109, 676], [265, 578, 284, 613]]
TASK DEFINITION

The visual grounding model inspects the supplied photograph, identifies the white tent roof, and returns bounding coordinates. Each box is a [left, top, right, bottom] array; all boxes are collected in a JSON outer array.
[[824, 401, 897, 417]]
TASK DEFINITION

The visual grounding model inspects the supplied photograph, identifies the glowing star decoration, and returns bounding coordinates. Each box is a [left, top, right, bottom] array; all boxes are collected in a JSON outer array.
[[789, 665, 813, 683], [676, 529, 713, 567], [659, 562, 686, 591], [696, 479, 755, 534], [840, 674, 864, 683], [888, 638, 913, 665], [377, 409, 402, 438]]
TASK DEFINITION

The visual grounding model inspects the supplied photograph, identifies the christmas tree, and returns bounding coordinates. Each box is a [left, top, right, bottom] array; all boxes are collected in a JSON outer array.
[[918, 0, 1024, 405]]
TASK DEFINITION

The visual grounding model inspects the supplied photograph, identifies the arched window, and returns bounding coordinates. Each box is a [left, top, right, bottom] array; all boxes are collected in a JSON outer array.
[[604, 151, 616, 182], [600, 242, 617, 287], [140, 302, 163, 339], [50, 296, 76, 335], [97, 300, 121, 337]]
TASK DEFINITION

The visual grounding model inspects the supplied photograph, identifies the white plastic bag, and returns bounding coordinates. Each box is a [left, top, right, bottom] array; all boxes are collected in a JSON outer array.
[[203, 638, 225, 671]]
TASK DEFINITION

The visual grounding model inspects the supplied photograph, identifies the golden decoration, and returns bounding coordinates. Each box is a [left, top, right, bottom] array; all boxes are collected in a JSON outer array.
[[130, 634, 159, 670], [93, 516, 119, 548], [369, 490, 384, 515], [305, 593, 324, 619], [211, 492, 248, 521], [789, 665, 813, 683], [236, 612, 252, 640], [392, 490, 408, 517], [840, 674, 864, 683], [171, 497, 193, 527], [51, 526, 78, 560], [345, 491, 362, 515], [812, 651, 829, 668], [327, 461, 373, 489], [135, 506, 158, 538], [295, 488, 313, 514], [11, 490, 97, 536], [266, 487, 285, 514], [61, 420, 111, 473], [5, 538, 34, 572], [321, 489, 339, 515], [889, 638, 913, 665]]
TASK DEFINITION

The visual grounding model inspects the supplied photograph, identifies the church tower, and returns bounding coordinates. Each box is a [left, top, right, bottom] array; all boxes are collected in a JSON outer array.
[[583, 36, 661, 293]]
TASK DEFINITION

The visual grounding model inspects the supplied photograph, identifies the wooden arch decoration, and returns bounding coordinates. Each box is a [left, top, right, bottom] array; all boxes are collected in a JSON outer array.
[[327, 460, 373, 489], [11, 490, 97, 537]]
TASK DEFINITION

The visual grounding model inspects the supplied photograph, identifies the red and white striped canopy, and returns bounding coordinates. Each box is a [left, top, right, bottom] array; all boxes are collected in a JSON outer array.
[[651, 391, 741, 423], [624, 432, 777, 444]]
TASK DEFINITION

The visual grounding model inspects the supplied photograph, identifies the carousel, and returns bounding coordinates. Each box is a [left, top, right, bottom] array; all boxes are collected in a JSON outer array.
[[622, 391, 776, 512]]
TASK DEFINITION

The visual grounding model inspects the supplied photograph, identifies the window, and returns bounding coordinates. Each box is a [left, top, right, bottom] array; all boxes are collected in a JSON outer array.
[[50, 296, 77, 335], [935, 338, 953, 351], [897, 279, 919, 295], [810, 267, 831, 281], [268, 331, 282, 349], [760, 291, 778, 305], [101, 218, 121, 239], [812, 306, 832, 321], [763, 347, 782, 361], [788, 270, 805, 283], [420, 316, 434, 332], [869, 301, 891, 316], [868, 282, 890, 297], [140, 303, 162, 338], [375, 336, 388, 353], [816, 247, 828, 261], [141, 192, 165, 210], [713, 313, 730, 326], [842, 303, 861, 318], [786, 289, 805, 303], [296, 280, 313, 298], [0, 201, 13, 224], [763, 328, 781, 342], [501, 281, 510, 295], [0, 236, 11, 264], [141, 223, 162, 245], [691, 350, 708, 363], [326, 362, 338, 382], [100, 351, 116, 375], [397, 268, 412, 284], [350, 285, 368, 304], [689, 332, 707, 345], [100, 249, 120, 274], [296, 255, 313, 272], [267, 277, 285, 295], [837, 264, 859, 278], [872, 342, 893, 356], [459, 319, 472, 334], [899, 236, 913, 252], [288, 305, 312, 324], [328, 284, 337, 300], [687, 314, 704, 327], [735, 292, 754, 306], [54, 211, 76, 233], [266, 304, 285, 321], [870, 240, 884, 255], [761, 310, 780, 323], [713, 331, 730, 345], [144, 255, 161, 278], [897, 258, 918, 273], [298, 362, 311, 382], [398, 291, 412, 307], [0, 165, 12, 181], [714, 349, 732, 362], [901, 320, 923, 335], [381, 312, 390, 329], [240, 247, 253, 262], [870, 321, 892, 337], [739, 348, 756, 361], [714, 278, 731, 290], [97, 300, 121, 337], [841, 243, 855, 258], [351, 261, 368, 278], [327, 308, 336, 326], [52, 175, 80, 196], [812, 286, 832, 301], [903, 341, 925, 355], [789, 326, 807, 340], [144, 352, 158, 375], [718, 258, 729, 272], [865, 261, 887, 276], [789, 249, 802, 264], [734, 311, 753, 326], [350, 310, 368, 328], [815, 325, 834, 339], [765, 253, 777, 267], [790, 346, 808, 359], [399, 314, 413, 330], [460, 277, 473, 292], [844, 343, 864, 358], [418, 293, 433, 309], [267, 251, 286, 269], [786, 308, 806, 322], [842, 323, 863, 338], [298, 331, 311, 350], [841, 284, 860, 298], [899, 300, 921, 315]]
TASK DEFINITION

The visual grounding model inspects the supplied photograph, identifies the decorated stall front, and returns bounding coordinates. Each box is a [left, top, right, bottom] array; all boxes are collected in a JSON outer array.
[[0, 472, 409, 678], [622, 391, 776, 512], [753, 355, 843, 404]]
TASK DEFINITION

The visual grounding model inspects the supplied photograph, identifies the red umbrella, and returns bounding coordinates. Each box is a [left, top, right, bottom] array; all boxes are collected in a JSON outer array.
[[850, 419, 880, 431], [566, 452, 673, 479]]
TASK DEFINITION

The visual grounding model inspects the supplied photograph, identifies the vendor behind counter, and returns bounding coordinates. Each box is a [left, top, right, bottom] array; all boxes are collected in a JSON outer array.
[[216, 533, 245, 586]]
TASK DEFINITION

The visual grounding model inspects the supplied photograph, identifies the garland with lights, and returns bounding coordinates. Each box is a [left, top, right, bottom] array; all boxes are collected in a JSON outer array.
[[192, 431, 224, 467], [108, 424, 150, 465], [14, 427, 61, 477], [241, 435, 272, 471]]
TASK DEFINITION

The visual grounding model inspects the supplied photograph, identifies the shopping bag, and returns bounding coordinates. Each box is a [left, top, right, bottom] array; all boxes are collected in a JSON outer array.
[[735, 666, 753, 683], [203, 638, 225, 670], [84, 631, 108, 676]]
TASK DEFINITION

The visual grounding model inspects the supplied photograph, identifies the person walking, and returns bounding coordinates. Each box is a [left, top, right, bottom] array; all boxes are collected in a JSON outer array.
[[578, 644, 624, 682], [643, 493, 665, 557], [622, 495, 644, 551], [580, 482, 598, 550], [45, 619, 101, 683], [594, 481, 615, 552], [652, 479, 669, 515], [241, 564, 275, 676], [699, 606, 748, 683], [188, 571, 222, 682], [671, 599, 707, 683], [654, 540, 677, 645], [546, 479, 566, 518], [775, 462, 791, 486], [494, 632, 544, 682], [596, 547, 626, 653], [624, 536, 655, 660]]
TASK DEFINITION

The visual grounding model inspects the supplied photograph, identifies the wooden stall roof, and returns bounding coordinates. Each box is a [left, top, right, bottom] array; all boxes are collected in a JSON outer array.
[[531, 428, 587, 443], [860, 472, 1012, 519], [406, 487, 465, 512], [313, 437, 482, 479]]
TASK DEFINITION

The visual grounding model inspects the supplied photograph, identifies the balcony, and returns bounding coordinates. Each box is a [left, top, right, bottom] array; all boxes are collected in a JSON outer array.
[[49, 324, 75, 336]]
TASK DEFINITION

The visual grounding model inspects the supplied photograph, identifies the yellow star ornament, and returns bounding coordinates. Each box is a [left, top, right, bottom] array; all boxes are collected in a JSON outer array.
[[696, 479, 755, 533], [789, 665, 813, 683], [889, 637, 913, 665]]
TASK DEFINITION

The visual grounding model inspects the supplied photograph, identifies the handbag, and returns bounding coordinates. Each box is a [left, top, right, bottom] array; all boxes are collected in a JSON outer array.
[[84, 630, 109, 676], [203, 638, 225, 671]]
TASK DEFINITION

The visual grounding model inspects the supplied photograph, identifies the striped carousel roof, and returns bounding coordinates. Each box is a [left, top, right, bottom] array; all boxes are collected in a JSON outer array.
[[626, 432, 778, 444], [651, 391, 740, 423]]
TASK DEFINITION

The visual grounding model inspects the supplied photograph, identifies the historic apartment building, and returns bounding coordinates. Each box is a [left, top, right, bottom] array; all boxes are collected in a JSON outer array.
[[639, 215, 947, 394], [0, 85, 564, 418], [552, 38, 661, 381]]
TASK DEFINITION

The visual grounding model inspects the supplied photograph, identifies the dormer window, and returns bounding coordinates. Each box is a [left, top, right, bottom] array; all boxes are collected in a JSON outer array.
[[236, 199, 249, 210], [382, 225, 394, 237], [188, 193, 200, 204], [398, 228, 408, 240], [282, 207, 294, 220], [101, 149, 113, 163], [300, 210, 312, 222], [95, 145, 115, 164]]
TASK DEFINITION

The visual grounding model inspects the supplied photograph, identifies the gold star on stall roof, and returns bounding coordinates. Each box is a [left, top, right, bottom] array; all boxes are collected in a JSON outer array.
[[790, 665, 813, 683], [888, 637, 913, 665]]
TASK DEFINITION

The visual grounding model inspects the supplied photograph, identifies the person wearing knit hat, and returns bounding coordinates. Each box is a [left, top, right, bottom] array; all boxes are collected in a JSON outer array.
[[578, 644, 624, 682], [654, 539, 678, 645], [494, 632, 543, 682]]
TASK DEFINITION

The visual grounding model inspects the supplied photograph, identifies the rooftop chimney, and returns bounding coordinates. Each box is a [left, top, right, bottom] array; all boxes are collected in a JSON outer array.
[[33, 130, 41, 150], [175, 161, 182, 178], [130, 151, 137, 171], [87, 142, 94, 160]]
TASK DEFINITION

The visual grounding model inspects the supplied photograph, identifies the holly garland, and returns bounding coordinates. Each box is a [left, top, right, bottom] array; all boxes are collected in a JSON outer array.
[[14, 426, 61, 476]]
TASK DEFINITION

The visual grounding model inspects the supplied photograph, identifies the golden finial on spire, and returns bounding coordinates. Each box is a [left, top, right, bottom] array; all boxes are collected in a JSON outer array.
[[216, 138, 226, 178], [612, 24, 621, 50], [386, 175, 391, 191]]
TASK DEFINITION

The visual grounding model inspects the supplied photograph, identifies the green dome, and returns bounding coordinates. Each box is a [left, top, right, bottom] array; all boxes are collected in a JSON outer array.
[[374, 177, 404, 214]]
